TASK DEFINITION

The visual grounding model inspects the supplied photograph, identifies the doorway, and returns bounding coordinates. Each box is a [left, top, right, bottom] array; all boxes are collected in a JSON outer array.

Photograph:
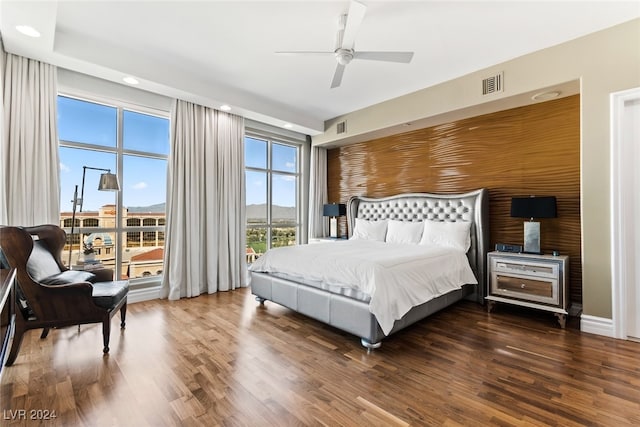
[[611, 87, 640, 340]]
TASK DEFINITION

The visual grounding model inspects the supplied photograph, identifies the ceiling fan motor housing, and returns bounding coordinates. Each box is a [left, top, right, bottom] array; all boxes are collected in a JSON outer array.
[[335, 49, 354, 66]]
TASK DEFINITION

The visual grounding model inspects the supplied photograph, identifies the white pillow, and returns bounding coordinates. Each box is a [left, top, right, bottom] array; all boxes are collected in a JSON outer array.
[[419, 220, 471, 251], [386, 220, 423, 244], [351, 218, 388, 242]]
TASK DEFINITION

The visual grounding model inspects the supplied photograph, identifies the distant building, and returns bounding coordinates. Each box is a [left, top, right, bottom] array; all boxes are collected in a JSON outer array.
[[60, 204, 165, 278], [129, 248, 164, 278]]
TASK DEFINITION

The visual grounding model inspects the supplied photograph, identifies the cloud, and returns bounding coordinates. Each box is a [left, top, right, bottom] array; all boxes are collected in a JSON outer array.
[[132, 182, 148, 190], [285, 162, 295, 168], [60, 162, 71, 173]]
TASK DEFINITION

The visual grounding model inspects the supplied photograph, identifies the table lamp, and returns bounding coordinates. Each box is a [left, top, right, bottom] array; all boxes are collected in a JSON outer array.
[[510, 196, 557, 254], [323, 203, 346, 238]]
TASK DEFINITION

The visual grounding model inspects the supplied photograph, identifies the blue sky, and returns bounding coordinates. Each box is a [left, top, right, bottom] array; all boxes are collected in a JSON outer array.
[[58, 97, 296, 213], [244, 137, 297, 208], [58, 96, 168, 212]]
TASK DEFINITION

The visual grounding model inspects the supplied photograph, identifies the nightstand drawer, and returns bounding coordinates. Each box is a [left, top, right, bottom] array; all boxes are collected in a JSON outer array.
[[495, 275, 553, 299], [493, 260, 557, 278]]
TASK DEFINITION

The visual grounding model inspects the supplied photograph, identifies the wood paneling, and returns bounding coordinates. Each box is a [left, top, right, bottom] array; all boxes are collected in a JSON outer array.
[[2, 289, 639, 426], [328, 95, 582, 304]]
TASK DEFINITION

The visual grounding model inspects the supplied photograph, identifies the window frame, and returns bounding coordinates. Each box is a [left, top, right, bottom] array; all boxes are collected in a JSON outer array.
[[58, 92, 169, 287], [245, 130, 303, 255]]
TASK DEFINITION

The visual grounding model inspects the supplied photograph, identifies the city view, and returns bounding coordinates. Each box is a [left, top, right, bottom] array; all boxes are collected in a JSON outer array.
[[60, 204, 166, 279], [57, 96, 300, 277], [62, 201, 297, 276], [246, 203, 297, 262]]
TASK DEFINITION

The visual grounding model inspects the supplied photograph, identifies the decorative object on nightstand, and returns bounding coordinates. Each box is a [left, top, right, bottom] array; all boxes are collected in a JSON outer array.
[[68, 166, 120, 266], [510, 195, 557, 254], [486, 251, 569, 328], [323, 203, 346, 238]]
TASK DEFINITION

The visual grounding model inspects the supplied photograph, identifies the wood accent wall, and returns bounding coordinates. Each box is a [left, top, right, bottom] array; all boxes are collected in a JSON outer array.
[[327, 95, 582, 304]]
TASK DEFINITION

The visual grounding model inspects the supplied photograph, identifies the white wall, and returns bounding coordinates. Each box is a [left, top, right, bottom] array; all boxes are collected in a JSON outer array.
[[58, 68, 172, 112]]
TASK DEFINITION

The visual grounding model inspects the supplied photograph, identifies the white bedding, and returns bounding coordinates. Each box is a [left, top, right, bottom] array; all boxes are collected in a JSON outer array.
[[248, 239, 477, 335]]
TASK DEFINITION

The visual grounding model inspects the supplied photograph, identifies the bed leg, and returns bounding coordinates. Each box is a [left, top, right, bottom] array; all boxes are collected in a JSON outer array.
[[255, 296, 266, 305], [361, 338, 382, 353]]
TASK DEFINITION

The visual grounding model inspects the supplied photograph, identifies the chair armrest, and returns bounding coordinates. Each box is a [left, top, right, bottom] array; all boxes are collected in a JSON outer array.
[[40, 281, 94, 296], [92, 268, 114, 282], [34, 281, 106, 319]]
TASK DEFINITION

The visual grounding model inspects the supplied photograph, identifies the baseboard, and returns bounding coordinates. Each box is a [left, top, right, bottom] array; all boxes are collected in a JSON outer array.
[[580, 314, 614, 338], [128, 285, 161, 304]]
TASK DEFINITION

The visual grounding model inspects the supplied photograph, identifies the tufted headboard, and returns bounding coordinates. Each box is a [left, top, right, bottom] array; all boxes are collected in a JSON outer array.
[[347, 189, 489, 303]]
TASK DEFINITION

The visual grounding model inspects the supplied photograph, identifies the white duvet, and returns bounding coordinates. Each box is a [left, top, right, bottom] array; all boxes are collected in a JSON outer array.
[[248, 239, 477, 335]]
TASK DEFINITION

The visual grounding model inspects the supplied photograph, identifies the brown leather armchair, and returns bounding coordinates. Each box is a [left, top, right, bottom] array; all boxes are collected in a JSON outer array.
[[0, 224, 128, 365]]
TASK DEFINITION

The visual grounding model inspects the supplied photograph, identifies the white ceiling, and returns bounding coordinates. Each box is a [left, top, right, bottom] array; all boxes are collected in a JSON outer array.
[[1, 1, 639, 135]]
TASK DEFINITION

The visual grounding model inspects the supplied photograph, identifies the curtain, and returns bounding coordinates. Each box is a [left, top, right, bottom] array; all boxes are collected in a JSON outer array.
[[161, 99, 246, 300], [0, 52, 60, 226], [308, 145, 328, 239]]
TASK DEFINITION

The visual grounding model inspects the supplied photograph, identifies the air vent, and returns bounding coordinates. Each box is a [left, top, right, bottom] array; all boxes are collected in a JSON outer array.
[[336, 121, 347, 134], [482, 72, 503, 95]]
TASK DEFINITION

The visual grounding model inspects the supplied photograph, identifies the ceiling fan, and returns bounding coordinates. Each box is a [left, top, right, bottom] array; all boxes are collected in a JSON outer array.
[[276, 0, 414, 88]]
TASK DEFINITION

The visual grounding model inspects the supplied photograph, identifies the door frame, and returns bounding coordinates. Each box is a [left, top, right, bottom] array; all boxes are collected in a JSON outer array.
[[611, 86, 640, 339]]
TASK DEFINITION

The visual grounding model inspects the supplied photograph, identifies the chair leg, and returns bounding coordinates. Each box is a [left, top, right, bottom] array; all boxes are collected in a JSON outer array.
[[6, 324, 26, 366], [40, 328, 50, 339], [120, 302, 127, 329], [102, 318, 111, 354]]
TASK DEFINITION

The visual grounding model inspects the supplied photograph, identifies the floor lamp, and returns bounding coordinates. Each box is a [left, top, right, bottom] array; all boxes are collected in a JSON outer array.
[[67, 166, 120, 267]]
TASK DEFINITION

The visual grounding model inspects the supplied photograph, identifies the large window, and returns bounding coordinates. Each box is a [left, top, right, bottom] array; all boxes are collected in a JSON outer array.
[[245, 135, 300, 262], [58, 95, 169, 285]]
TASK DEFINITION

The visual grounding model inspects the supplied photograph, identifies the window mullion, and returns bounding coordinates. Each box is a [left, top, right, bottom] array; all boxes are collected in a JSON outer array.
[[267, 139, 273, 250], [115, 106, 125, 280]]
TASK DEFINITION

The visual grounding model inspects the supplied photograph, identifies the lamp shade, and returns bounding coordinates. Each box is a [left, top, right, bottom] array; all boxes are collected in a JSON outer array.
[[510, 196, 557, 219], [98, 172, 120, 191], [323, 203, 346, 217]]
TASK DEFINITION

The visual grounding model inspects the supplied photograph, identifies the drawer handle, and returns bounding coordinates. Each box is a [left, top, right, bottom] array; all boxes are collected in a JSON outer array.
[[521, 283, 526, 289]]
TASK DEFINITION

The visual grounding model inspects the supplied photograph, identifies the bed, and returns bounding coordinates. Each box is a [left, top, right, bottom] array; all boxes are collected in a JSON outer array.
[[249, 189, 489, 351]]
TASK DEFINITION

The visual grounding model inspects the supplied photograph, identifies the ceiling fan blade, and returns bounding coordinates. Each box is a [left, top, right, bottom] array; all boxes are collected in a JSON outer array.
[[275, 51, 334, 56], [330, 64, 346, 88], [354, 51, 415, 63], [341, 0, 367, 50]]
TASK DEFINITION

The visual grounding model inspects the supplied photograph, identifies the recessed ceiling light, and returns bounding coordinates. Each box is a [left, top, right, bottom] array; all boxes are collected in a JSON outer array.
[[220, 105, 231, 111], [283, 123, 293, 129], [123, 76, 139, 85], [531, 91, 561, 101], [15, 25, 40, 38]]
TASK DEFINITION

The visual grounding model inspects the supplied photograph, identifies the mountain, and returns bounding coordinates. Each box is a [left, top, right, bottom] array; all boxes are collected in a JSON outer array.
[[126, 202, 295, 220], [247, 204, 295, 220], [126, 203, 166, 213]]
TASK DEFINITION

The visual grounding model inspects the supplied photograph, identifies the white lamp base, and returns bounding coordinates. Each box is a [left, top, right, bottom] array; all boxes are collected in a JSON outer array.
[[523, 221, 541, 253], [329, 217, 338, 238]]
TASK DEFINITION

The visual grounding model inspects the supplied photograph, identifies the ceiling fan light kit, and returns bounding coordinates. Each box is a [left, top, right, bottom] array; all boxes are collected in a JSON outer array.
[[276, 0, 414, 88], [335, 49, 354, 66]]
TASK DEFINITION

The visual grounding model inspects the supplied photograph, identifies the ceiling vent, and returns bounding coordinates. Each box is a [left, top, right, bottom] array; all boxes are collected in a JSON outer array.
[[336, 121, 347, 134], [482, 72, 503, 95]]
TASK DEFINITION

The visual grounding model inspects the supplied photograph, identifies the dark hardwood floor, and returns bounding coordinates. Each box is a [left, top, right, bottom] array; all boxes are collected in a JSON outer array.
[[1, 287, 639, 426]]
